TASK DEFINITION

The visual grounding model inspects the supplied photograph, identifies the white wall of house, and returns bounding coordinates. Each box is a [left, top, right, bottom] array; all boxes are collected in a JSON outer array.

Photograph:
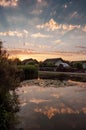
[[55, 60, 69, 68], [83, 63, 86, 69]]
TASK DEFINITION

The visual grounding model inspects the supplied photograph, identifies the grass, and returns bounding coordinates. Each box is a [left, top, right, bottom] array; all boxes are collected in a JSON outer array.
[[39, 71, 86, 82]]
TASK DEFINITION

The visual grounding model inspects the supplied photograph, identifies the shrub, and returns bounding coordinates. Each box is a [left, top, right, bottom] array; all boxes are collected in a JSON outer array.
[[0, 41, 20, 130], [18, 65, 38, 80]]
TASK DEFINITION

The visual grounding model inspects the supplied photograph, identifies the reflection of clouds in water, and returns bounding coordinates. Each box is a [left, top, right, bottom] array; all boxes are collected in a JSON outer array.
[[20, 102, 27, 107], [34, 106, 58, 119], [37, 87, 46, 92], [19, 99, 28, 107], [29, 98, 49, 104], [51, 93, 60, 99], [34, 106, 81, 119], [82, 107, 86, 114], [16, 86, 33, 95], [17, 80, 86, 120], [68, 80, 86, 86]]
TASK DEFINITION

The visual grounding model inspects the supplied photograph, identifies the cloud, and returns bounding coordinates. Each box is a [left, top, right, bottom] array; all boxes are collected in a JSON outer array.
[[0, 30, 29, 37], [0, 0, 18, 7], [29, 0, 48, 16], [36, 19, 81, 31], [76, 46, 86, 49], [23, 29, 28, 33], [82, 26, 86, 32], [63, 4, 67, 9], [31, 32, 50, 38], [62, 24, 81, 31], [37, 19, 61, 31], [30, 9, 43, 15], [54, 39, 62, 44], [38, 44, 50, 50], [37, 0, 42, 3], [66, 11, 80, 23], [70, 11, 79, 19], [36, 0, 48, 7]]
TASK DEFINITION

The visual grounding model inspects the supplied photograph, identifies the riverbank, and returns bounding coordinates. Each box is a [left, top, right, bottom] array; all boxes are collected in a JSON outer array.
[[39, 71, 86, 82]]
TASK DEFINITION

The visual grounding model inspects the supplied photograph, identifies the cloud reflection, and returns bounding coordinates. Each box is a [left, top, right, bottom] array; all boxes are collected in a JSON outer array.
[[34, 106, 85, 119], [29, 98, 49, 104]]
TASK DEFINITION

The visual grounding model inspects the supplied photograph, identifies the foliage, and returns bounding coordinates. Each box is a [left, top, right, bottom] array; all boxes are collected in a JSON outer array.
[[12, 58, 21, 65], [0, 41, 20, 130], [72, 62, 83, 70], [18, 65, 38, 80], [46, 62, 55, 67], [39, 61, 55, 67]]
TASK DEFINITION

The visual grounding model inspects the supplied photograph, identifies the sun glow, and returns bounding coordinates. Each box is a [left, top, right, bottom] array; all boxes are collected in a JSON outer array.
[[8, 52, 86, 61]]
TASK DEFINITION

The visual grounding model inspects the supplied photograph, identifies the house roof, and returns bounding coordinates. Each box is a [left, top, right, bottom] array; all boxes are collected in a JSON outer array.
[[22, 58, 38, 64], [44, 58, 64, 64], [71, 61, 86, 64]]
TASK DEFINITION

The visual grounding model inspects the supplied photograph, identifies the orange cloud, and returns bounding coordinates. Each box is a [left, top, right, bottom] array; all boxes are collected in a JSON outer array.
[[82, 26, 86, 32], [31, 32, 51, 38], [0, 30, 29, 37], [54, 39, 62, 44], [0, 0, 18, 7]]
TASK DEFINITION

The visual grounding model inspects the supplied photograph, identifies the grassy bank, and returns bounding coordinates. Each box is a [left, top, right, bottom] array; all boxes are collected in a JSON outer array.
[[18, 65, 38, 80], [39, 71, 86, 82]]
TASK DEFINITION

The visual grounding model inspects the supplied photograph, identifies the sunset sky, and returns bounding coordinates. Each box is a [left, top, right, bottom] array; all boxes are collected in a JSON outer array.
[[0, 0, 86, 61]]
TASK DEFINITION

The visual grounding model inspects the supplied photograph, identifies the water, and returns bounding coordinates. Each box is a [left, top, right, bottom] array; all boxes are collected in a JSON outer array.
[[16, 79, 86, 130]]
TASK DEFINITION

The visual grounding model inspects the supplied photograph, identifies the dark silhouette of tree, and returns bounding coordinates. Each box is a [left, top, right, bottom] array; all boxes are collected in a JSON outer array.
[[0, 40, 20, 130]]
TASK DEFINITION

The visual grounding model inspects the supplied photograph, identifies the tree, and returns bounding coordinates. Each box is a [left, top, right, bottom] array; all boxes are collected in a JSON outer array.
[[0, 41, 20, 130], [73, 62, 83, 70]]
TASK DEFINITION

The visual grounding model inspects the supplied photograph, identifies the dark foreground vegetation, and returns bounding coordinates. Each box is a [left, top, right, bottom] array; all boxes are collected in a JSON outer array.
[[0, 41, 39, 130], [0, 41, 20, 130]]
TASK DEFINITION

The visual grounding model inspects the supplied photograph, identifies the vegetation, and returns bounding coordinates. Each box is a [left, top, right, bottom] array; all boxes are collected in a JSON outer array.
[[39, 71, 86, 82], [72, 62, 83, 70], [0, 41, 20, 130], [18, 65, 38, 80]]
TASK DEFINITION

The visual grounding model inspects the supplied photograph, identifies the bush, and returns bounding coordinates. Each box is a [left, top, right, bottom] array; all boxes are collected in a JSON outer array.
[[18, 65, 38, 80], [0, 41, 20, 130]]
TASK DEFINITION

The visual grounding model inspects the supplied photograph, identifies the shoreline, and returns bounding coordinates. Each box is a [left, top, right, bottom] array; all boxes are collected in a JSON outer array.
[[39, 71, 86, 82]]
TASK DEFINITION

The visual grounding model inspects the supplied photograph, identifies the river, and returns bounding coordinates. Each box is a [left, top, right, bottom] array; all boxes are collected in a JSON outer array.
[[16, 79, 86, 130]]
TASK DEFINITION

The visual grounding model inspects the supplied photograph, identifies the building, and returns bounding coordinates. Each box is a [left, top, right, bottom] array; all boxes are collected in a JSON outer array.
[[22, 58, 38, 65], [44, 58, 70, 68]]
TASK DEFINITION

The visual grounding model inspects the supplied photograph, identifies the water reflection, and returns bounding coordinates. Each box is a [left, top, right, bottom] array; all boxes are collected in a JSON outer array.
[[34, 106, 58, 119], [17, 79, 86, 130], [30, 98, 49, 104], [34, 105, 86, 119]]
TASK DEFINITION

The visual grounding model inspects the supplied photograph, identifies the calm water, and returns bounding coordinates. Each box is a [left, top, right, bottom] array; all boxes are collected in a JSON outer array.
[[16, 79, 86, 130]]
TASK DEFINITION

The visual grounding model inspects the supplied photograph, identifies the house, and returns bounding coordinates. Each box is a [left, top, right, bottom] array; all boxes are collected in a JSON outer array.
[[71, 61, 86, 69], [83, 62, 86, 69], [44, 58, 70, 68], [82, 61, 86, 69], [22, 58, 38, 65]]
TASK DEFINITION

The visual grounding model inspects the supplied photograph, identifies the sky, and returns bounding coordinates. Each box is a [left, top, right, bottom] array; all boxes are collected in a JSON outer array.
[[0, 0, 86, 61]]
